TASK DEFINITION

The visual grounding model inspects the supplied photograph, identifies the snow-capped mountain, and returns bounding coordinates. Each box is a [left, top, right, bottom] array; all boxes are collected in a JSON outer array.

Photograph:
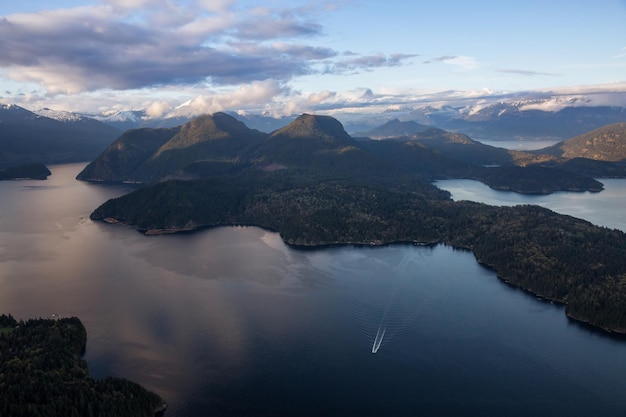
[[35, 108, 86, 123]]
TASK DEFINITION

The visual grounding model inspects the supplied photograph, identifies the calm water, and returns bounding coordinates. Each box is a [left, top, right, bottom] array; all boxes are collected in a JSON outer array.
[[474, 138, 561, 151], [2, 163, 626, 417], [434, 178, 626, 232]]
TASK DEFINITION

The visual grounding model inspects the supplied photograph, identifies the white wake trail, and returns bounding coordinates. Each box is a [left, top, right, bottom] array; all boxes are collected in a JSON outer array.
[[372, 325, 386, 353]]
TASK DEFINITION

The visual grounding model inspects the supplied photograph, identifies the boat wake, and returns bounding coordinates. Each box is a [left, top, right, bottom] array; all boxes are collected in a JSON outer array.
[[371, 325, 386, 354], [349, 249, 445, 354]]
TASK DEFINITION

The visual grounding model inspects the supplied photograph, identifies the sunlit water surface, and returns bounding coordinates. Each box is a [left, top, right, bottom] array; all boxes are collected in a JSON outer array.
[[434, 178, 626, 232], [2, 163, 626, 416]]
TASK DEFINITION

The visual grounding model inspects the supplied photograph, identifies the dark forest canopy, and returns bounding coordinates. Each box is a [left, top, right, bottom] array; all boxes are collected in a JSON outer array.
[[0, 314, 165, 417]]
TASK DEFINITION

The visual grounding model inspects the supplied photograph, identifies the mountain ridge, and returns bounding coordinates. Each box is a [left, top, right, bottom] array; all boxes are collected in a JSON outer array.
[[77, 112, 626, 194], [0, 104, 120, 168], [535, 122, 626, 162]]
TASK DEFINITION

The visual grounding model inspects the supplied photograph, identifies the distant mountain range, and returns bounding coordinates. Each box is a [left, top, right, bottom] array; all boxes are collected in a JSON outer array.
[[3, 92, 626, 169], [85, 108, 295, 133], [0, 104, 120, 168], [59, 92, 626, 139], [353, 118, 430, 139], [347, 100, 626, 141]]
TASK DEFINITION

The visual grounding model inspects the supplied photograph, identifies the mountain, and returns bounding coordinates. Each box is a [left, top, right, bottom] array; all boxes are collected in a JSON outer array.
[[357, 118, 430, 139], [258, 114, 355, 164], [0, 104, 120, 168], [78, 112, 266, 183], [35, 108, 88, 122], [439, 104, 626, 140], [76, 127, 179, 182], [133, 113, 267, 182], [535, 122, 626, 162], [79, 112, 623, 198], [401, 127, 518, 166]]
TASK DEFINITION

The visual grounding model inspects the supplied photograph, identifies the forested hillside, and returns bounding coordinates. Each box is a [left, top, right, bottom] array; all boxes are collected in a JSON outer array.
[[0, 315, 165, 417], [536, 122, 626, 161]]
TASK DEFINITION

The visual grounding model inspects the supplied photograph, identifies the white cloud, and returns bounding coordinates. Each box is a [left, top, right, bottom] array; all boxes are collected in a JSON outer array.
[[168, 79, 287, 117], [145, 100, 172, 118], [443, 55, 480, 71], [423, 55, 480, 71]]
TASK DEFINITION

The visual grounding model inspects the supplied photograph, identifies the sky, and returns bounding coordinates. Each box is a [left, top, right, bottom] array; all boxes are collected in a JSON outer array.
[[1, 0, 626, 118]]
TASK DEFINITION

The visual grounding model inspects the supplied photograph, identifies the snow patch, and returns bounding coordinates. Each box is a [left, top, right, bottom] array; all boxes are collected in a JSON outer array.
[[35, 108, 84, 122], [90, 110, 144, 123]]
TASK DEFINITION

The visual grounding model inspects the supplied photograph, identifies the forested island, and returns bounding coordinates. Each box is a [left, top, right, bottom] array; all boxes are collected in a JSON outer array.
[[81, 113, 626, 334], [0, 314, 166, 417], [0, 163, 51, 180]]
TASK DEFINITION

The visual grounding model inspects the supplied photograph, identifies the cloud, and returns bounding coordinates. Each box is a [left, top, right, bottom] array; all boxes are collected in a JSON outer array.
[[423, 55, 479, 71], [233, 9, 324, 40], [327, 53, 417, 74], [497, 69, 561, 77], [0, 2, 334, 94], [614, 47, 626, 59], [145, 100, 172, 118], [168, 79, 288, 117], [423, 55, 458, 64]]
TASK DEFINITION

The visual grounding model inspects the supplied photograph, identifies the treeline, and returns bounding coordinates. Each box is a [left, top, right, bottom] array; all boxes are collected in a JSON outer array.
[[0, 315, 165, 417]]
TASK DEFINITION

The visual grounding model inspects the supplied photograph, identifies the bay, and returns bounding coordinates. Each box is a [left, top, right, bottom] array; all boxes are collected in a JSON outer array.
[[2, 163, 626, 416]]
